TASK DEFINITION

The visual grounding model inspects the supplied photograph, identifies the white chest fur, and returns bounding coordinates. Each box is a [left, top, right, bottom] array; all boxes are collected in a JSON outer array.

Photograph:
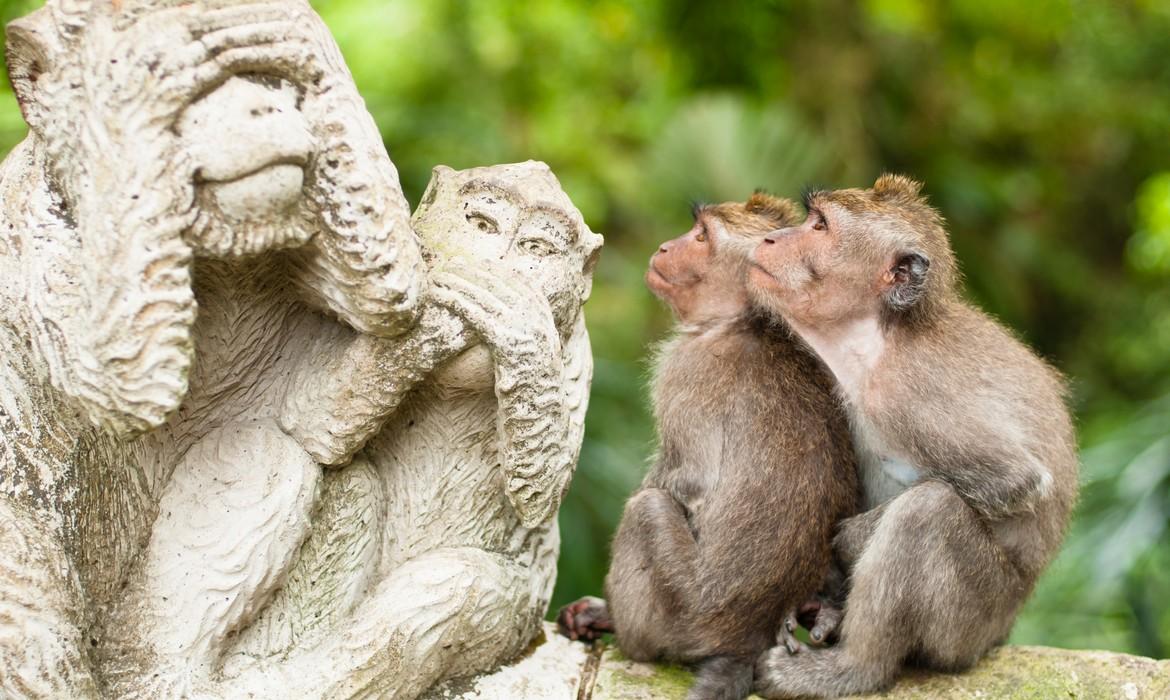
[[851, 411, 924, 509], [789, 316, 923, 508], [789, 316, 885, 405]]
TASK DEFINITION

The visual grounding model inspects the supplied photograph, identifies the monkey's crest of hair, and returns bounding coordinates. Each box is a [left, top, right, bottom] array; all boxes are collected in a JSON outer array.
[[745, 191, 799, 227], [872, 173, 924, 203], [703, 193, 800, 267]]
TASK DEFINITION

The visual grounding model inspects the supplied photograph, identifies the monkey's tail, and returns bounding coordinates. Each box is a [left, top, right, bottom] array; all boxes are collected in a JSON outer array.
[[688, 655, 754, 700]]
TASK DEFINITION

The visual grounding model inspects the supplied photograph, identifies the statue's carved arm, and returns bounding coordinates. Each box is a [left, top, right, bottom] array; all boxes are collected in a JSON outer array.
[[279, 303, 472, 465], [430, 267, 579, 528], [286, 259, 584, 522], [284, 4, 426, 338]]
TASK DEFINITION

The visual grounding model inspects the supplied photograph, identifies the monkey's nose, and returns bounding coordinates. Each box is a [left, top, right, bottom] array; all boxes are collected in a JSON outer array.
[[658, 245, 669, 254], [762, 236, 776, 245]]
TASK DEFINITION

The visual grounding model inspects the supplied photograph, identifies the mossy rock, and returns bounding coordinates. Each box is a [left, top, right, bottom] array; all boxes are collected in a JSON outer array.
[[589, 645, 1170, 700]]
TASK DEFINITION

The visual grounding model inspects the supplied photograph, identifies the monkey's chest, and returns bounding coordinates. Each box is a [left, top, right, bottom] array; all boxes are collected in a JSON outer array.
[[850, 415, 923, 509]]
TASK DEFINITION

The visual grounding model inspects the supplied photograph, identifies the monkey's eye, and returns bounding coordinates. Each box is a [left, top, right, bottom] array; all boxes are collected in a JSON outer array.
[[812, 214, 828, 232], [466, 213, 500, 235], [695, 231, 708, 242], [517, 237, 559, 256]]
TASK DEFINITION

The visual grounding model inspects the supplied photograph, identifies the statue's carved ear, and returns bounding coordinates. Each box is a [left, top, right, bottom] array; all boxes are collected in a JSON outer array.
[[578, 235, 603, 301], [883, 251, 930, 311], [6, 8, 58, 130], [416, 164, 456, 214]]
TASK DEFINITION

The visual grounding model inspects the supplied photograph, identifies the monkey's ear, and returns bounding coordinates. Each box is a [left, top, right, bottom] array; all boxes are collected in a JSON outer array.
[[6, 8, 59, 131], [873, 174, 924, 202], [883, 251, 930, 311], [746, 191, 799, 227]]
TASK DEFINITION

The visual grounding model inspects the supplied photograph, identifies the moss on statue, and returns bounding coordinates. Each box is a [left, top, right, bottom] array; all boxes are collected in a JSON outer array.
[[589, 646, 1170, 700]]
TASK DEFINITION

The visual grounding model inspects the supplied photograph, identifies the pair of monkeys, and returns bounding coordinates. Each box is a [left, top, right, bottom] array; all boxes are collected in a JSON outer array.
[[558, 175, 1077, 700]]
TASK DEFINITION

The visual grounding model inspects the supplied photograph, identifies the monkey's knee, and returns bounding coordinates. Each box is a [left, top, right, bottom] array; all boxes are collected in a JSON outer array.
[[623, 487, 684, 524], [844, 481, 1019, 668], [107, 420, 321, 671], [833, 503, 887, 568]]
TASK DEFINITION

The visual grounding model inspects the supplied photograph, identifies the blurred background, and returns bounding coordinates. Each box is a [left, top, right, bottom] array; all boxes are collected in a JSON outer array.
[[1, 0, 1167, 657]]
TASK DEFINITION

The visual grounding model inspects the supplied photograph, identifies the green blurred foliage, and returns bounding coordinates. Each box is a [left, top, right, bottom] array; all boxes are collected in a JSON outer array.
[[0, 0, 1167, 657]]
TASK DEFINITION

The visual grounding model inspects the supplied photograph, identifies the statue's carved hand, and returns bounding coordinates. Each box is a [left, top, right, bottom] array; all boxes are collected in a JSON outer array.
[[54, 5, 327, 434], [429, 265, 560, 368], [430, 265, 572, 527]]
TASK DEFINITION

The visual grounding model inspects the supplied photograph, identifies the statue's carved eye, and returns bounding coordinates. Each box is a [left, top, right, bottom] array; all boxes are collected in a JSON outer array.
[[466, 213, 499, 235], [517, 238, 558, 257]]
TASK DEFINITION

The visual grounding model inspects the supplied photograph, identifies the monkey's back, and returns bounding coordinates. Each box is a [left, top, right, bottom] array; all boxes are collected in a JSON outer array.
[[647, 313, 859, 655]]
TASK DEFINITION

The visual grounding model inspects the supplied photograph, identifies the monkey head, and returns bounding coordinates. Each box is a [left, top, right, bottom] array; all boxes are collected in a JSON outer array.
[[179, 73, 316, 257], [414, 161, 603, 338], [647, 193, 798, 323], [748, 174, 959, 328], [6, 0, 344, 258], [3, 0, 410, 433]]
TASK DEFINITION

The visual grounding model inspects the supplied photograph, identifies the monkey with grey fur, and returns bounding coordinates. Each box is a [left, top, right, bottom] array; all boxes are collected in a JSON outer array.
[[749, 175, 1078, 698], [559, 194, 858, 700]]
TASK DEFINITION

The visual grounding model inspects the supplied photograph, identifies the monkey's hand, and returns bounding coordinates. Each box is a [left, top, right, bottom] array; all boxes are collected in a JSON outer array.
[[430, 266, 571, 528], [791, 597, 844, 649], [556, 596, 613, 643], [55, 5, 318, 435], [287, 5, 425, 338]]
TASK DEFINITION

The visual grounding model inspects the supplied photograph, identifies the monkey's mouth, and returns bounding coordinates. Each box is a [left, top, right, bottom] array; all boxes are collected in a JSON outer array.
[[647, 262, 701, 290], [646, 264, 672, 287], [198, 154, 309, 186], [197, 155, 309, 221], [748, 263, 784, 289]]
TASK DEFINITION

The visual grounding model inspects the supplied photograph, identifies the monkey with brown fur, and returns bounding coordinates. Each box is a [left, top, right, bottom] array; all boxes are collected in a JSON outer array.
[[748, 175, 1078, 698], [558, 194, 858, 700]]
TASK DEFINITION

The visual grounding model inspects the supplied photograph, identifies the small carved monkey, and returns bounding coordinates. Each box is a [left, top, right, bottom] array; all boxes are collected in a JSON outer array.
[[749, 175, 1078, 698], [559, 194, 858, 700]]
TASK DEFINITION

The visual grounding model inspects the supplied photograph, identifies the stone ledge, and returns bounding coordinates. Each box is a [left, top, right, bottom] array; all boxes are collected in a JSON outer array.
[[428, 626, 1169, 699], [589, 644, 1170, 700]]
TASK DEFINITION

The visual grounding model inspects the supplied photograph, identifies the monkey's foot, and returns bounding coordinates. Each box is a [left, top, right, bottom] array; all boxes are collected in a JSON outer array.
[[556, 596, 613, 642], [779, 611, 807, 655], [796, 599, 842, 647], [755, 644, 821, 698]]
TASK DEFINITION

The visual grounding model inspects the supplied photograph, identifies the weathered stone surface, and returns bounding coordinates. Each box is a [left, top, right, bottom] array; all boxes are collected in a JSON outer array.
[[426, 623, 592, 700], [589, 646, 1170, 700], [0, 1, 601, 698]]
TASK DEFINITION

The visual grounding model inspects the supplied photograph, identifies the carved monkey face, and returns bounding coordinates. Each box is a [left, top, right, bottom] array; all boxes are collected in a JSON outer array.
[[180, 74, 317, 257], [6, 0, 342, 259], [414, 162, 603, 336]]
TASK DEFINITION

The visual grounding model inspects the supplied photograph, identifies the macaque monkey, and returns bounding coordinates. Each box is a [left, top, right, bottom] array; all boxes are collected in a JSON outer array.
[[748, 175, 1078, 698], [559, 194, 858, 700]]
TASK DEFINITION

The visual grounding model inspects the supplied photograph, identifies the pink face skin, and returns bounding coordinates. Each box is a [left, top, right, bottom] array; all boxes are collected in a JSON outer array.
[[647, 215, 748, 324], [748, 202, 889, 328]]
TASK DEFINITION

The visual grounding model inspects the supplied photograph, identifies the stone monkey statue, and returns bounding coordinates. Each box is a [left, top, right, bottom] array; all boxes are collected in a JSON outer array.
[[0, 1, 600, 697], [2, 1, 424, 694], [223, 161, 602, 700]]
